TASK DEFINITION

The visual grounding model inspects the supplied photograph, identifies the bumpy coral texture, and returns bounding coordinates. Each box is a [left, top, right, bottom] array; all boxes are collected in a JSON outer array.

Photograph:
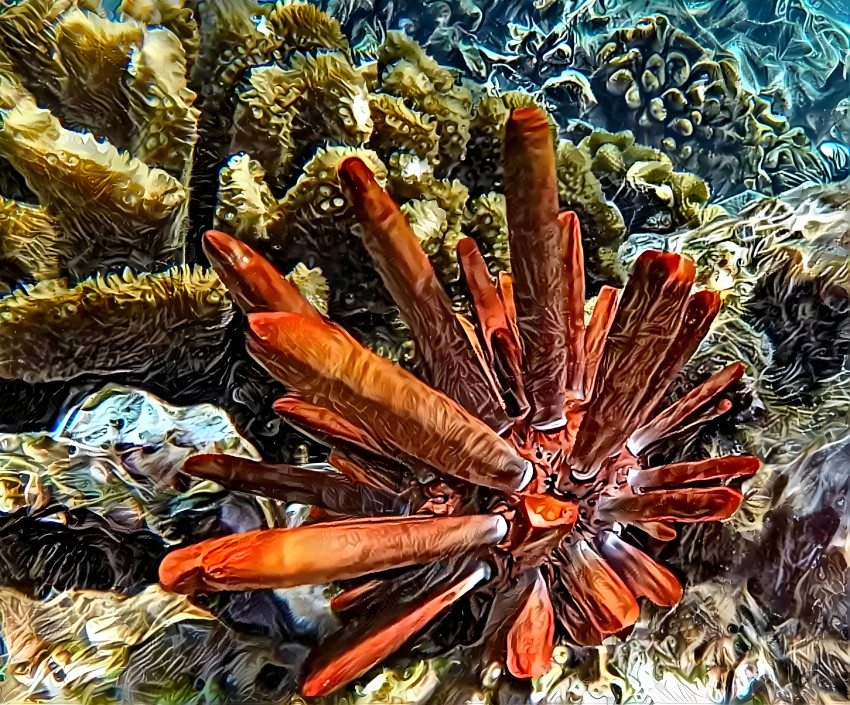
[[349, 0, 826, 201], [157, 106, 758, 697], [586, 15, 821, 197], [0, 1, 715, 384]]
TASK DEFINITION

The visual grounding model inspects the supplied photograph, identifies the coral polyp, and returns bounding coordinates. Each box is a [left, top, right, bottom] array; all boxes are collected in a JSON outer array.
[[158, 106, 758, 696]]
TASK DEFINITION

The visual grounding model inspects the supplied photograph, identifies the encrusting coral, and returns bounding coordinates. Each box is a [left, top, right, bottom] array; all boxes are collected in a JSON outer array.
[[157, 107, 758, 698]]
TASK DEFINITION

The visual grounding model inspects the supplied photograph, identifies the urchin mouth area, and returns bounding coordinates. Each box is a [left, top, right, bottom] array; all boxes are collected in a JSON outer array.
[[497, 455, 583, 567], [494, 429, 638, 576]]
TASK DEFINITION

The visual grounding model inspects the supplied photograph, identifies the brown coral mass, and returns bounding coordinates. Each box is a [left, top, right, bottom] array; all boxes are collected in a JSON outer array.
[[159, 107, 758, 696]]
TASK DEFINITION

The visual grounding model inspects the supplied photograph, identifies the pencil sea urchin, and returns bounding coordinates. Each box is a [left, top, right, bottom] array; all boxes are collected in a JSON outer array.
[[158, 107, 759, 697]]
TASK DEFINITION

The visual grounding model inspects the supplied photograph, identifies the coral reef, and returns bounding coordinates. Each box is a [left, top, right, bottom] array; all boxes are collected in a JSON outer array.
[[0, 1, 846, 704], [0, 386, 312, 703], [0, 1, 719, 379], [0, 267, 232, 384], [601, 0, 850, 142], [0, 0, 196, 279], [587, 175, 850, 705], [0, 585, 214, 702], [158, 108, 758, 698], [348, 1, 835, 200]]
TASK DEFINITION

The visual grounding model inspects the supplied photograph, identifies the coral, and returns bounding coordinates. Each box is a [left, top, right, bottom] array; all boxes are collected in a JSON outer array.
[[746, 247, 850, 403], [0, 384, 313, 704], [587, 15, 822, 197], [0, 1, 704, 357], [462, 192, 511, 274], [0, 267, 232, 383], [286, 262, 330, 317], [585, 176, 850, 703], [461, 120, 712, 282], [320, 1, 844, 203], [0, 198, 68, 292], [0, 2, 841, 703], [0, 0, 197, 276], [378, 31, 473, 174], [0, 584, 215, 702], [230, 50, 372, 186], [210, 27, 493, 347], [158, 108, 757, 698], [600, 0, 850, 142], [555, 137, 626, 249]]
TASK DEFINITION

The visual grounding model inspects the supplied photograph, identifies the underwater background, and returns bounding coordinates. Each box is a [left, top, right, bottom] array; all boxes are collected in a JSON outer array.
[[0, 0, 848, 703]]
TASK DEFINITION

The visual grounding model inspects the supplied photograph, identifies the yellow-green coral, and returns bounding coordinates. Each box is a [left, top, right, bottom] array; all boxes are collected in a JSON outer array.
[[191, 0, 348, 117], [120, 0, 200, 68], [0, 0, 198, 278], [0, 76, 187, 272], [402, 198, 464, 282], [213, 24, 479, 287], [0, 197, 69, 290], [217, 145, 385, 243], [378, 31, 472, 173], [232, 51, 372, 185], [368, 93, 440, 164], [215, 154, 279, 244], [125, 26, 199, 180], [271, 146, 387, 234], [52, 8, 144, 142], [264, 1, 349, 54], [0, 267, 232, 383], [286, 262, 329, 316], [388, 157, 468, 259], [462, 192, 510, 274], [0, 0, 197, 177], [209, 23, 713, 295], [556, 139, 626, 247], [579, 128, 710, 227]]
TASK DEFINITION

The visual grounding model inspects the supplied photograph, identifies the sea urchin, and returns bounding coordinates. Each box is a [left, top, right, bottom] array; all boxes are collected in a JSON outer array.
[[157, 107, 759, 697]]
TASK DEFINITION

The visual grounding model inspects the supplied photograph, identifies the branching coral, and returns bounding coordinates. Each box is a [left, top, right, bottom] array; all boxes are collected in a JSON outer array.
[[396, 4, 824, 201], [0, 1, 719, 372], [157, 107, 758, 698], [600, 0, 850, 143]]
